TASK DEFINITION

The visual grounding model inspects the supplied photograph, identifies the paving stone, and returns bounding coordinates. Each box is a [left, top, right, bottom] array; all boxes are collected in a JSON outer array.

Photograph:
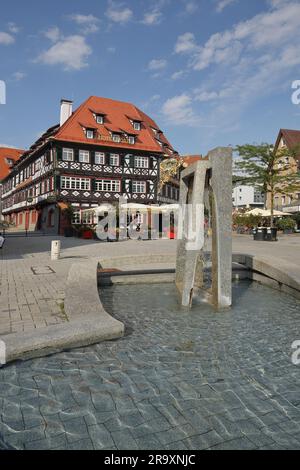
[[211, 436, 257, 450], [88, 424, 115, 449], [1, 237, 300, 449], [135, 434, 165, 450], [111, 430, 139, 450]]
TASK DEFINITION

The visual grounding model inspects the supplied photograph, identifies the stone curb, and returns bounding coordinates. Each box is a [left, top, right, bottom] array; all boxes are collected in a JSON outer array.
[[100, 252, 300, 300], [0, 259, 124, 364]]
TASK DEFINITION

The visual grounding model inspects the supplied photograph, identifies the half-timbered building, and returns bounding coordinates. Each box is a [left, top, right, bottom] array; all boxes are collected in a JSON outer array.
[[1, 96, 177, 234], [0, 147, 23, 222]]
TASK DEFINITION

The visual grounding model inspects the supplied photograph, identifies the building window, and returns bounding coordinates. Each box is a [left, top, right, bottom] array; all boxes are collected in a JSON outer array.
[[132, 180, 146, 193], [110, 154, 119, 166], [5, 158, 14, 166], [112, 134, 121, 143], [128, 136, 135, 145], [79, 150, 90, 163], [61, 176, 90, 191], [62, 148, 74, 162], [86, 129, 94, 139], [96, 115, 104, 124], [82, 211, 94, 225], [95, 152, 105, 164], [95, 179, 121, 192], [133, 122, 141, 131], [72, 211, 81, 224], [135, 156, 148, 168]]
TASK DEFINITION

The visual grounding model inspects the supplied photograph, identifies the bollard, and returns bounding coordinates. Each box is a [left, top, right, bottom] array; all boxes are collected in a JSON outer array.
[[51, 240, 61, 260]]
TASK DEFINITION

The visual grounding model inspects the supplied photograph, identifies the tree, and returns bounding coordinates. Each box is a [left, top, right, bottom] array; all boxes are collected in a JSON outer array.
[[159, 157, 184, 192], [235, 143, 300, 227]]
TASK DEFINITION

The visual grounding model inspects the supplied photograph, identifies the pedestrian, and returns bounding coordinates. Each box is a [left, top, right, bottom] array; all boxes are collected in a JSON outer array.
[[0, 232, 5, 249]]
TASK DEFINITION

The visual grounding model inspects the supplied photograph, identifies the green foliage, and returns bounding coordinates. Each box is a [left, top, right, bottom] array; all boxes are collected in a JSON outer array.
[[62, 204, 75, 222], [276, 217, 295, 231], [291, 212, 300, 224], [233, 213, 262, 228], [235, 143, 300, 226]]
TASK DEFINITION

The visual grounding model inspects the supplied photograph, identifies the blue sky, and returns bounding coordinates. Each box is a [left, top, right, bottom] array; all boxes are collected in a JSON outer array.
[[1, 0, 300, 155]]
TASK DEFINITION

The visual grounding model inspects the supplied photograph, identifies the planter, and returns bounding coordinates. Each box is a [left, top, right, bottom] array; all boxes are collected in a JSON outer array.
[[82, 230, 94, 240]]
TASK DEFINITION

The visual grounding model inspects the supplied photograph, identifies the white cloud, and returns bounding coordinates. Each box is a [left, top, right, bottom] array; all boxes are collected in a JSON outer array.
[[185, 1, 199, 14], [195, 91, 219, 102], [141, 93, 161, 109], [37, 35, 92, 70], [174, 32, 198, 54], [0, 32, 15, 45], [106, 1, 133, 24], [216, 0, 237, 13], [44, 26, 61, 42], [69, 14, 100, 34], [142, 9, 162, 25], [176, 2, 300, 71], [171, 70, 186, 80], [162, 94, 199, 126], [8, 22, 20, 34], [12, 71, 26, 81], [168, 1, 300, 137], [148, 58, 167, 70], [107, 46, 116, 53]]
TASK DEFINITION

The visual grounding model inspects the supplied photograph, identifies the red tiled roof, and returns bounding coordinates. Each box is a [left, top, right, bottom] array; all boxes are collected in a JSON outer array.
[[181, 155, 203, 166], [0, 147, 24, 180], [54, 96, 176, 154], [275, 129, 300, 154]]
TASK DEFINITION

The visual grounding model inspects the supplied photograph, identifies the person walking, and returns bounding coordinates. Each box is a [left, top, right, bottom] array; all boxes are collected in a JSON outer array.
[[0, 232, 5, 249]]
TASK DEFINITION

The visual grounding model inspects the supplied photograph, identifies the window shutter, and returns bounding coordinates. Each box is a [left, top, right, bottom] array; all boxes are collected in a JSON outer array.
[[74, 149, 79, 162], [91, 179, 95, 191], [56, 147, 62, 160], [56, 175, 61, 190]]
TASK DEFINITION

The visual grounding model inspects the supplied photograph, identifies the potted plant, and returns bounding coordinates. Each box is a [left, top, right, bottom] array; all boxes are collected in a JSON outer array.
[[276, 217, 295, 234]]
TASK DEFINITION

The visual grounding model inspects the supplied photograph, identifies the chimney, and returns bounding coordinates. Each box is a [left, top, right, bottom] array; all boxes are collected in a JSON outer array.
[[60, 99, 73, 126]]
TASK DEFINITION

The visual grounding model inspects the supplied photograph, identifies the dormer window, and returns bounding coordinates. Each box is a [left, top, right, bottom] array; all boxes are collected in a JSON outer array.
[[112, 134, 121, 143], [133, 121, 141, 131], [128, 136, 135, 145], [96, 115, 104, 124], [86, 129, 95, 139], [5, 158, 14, 166]]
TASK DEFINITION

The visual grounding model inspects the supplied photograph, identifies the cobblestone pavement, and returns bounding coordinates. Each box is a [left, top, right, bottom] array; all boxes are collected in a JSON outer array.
[[1, 233, 300, 336], [0, 281, 300, 450], [0, 236, 175, 335]]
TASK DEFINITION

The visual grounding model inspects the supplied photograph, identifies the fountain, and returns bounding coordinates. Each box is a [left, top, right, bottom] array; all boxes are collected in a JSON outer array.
[[175, 147, 232, 309]]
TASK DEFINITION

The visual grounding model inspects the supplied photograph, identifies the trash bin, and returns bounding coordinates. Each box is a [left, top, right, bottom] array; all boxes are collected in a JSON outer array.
[[266, 227, 278, 241], [253, 227, 265, 241]]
